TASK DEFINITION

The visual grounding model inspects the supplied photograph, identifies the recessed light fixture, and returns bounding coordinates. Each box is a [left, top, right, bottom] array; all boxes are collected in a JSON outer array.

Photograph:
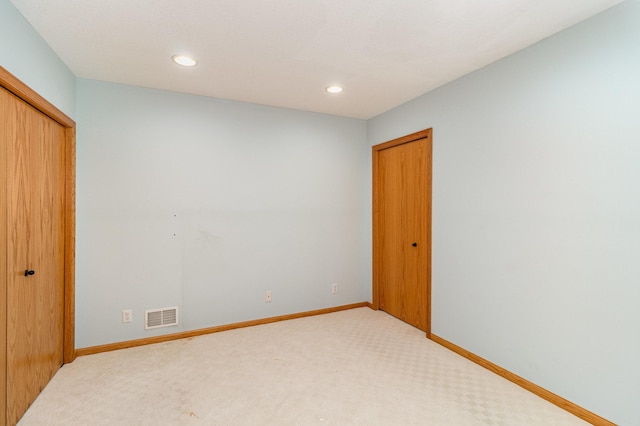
[[326, 85, 343, 94], [172, 55, 197, 67]]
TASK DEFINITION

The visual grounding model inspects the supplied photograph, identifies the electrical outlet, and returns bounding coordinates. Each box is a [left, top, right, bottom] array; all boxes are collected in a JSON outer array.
[[332, 283, 338, 294], [122, 309, 133, 323], [265, 291, 272, 303]]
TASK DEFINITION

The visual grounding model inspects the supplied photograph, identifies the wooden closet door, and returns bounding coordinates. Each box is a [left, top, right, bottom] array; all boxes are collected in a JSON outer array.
[[2, 87, 66, 426], [373, 129, 432, 333]]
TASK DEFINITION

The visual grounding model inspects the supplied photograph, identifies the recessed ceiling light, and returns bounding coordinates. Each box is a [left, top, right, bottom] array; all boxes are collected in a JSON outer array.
[[326, 85, 343, 94], [172, 55, 197, 67]]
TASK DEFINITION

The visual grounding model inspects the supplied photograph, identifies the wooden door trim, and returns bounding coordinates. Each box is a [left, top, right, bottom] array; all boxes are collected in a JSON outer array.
[[63, 126, 76, 363], [372, 128, 432, 335], [0, 68, 74, 128], [0, 66, 76, 364], [0, 84, 8, 426]]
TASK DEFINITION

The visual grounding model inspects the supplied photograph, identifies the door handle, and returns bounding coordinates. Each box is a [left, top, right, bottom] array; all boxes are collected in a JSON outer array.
[[24, 269, 35, 277]]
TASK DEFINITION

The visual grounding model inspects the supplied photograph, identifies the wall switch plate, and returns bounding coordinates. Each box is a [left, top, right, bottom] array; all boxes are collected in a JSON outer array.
[[122, 309, 133, 323], [265, 291, 272, 303], [332, 283, 338, 294]]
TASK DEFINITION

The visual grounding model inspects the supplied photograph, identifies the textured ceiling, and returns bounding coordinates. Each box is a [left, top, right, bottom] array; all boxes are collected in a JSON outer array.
[[11, 0, 622, 119]]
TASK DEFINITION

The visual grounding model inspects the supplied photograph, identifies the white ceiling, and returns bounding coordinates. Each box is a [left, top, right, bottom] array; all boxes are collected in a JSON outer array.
[[11, 0, 622, 119]]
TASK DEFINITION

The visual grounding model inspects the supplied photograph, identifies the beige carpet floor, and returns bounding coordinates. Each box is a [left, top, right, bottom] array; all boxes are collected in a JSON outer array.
[[18, 307, 588, 425]]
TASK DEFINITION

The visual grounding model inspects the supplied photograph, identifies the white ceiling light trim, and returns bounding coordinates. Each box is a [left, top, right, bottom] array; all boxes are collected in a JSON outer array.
[[172, 55, 197, 67]]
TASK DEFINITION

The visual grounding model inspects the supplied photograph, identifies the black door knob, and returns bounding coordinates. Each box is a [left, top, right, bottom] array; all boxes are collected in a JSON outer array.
[[24, 269, 35, 277], [412, 242, 417, 247]]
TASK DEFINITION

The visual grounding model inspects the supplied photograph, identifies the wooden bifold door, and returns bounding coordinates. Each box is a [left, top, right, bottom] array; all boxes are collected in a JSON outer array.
[[1, 68, 76, 426], [373, 129, 432, 334]]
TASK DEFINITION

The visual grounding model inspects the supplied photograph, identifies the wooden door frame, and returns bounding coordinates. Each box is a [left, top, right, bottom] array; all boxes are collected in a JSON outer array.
[[0, 66, 76, 364], [372, 128, 432, 336]]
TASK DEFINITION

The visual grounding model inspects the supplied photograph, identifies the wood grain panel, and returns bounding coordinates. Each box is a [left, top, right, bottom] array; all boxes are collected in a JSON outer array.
[[35, 112, 65, 387], [404, 138, 430, 331], [373, 129, 432, 332], [378, 144, 406, 318], [5, 89, 35, 426]]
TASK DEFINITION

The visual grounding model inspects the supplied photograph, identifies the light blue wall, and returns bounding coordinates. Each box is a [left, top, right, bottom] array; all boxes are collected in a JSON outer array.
[[368, 1, 640, 424], [75, 79, 369, 347], [6, 0, 637, 422], [0, 0, 75, 117]]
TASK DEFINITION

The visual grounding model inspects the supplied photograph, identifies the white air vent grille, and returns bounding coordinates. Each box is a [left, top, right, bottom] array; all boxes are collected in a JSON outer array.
[[145, 306, 179, 330]]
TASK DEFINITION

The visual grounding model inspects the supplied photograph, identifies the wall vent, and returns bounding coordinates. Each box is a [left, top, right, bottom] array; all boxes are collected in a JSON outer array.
[[145, 306, 179, 330]]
